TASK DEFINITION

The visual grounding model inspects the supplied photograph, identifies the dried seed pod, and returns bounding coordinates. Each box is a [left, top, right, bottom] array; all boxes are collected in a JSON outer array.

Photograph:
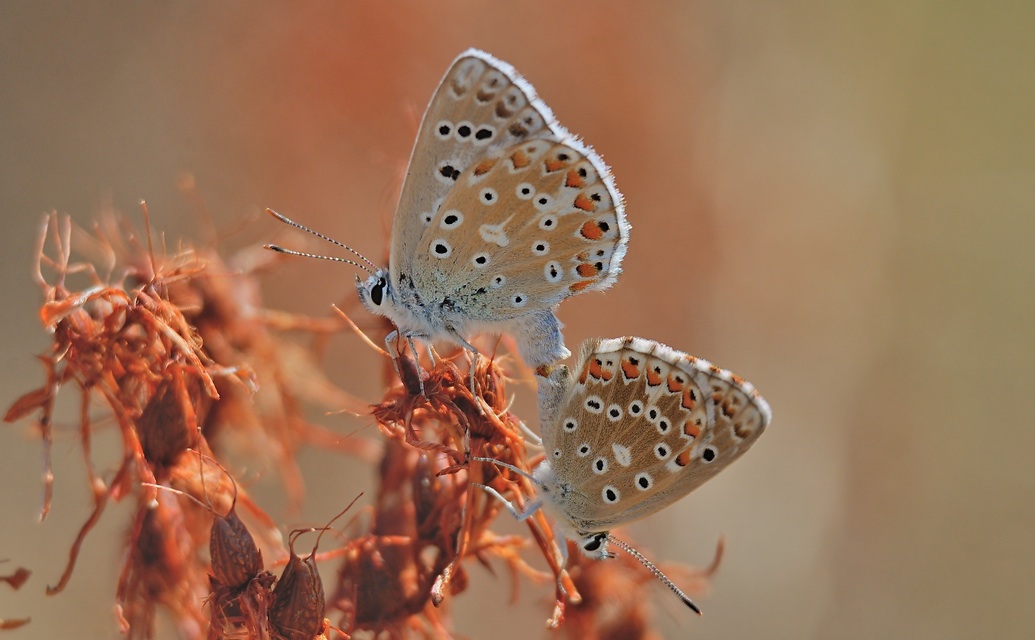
[[270, 497, 359, 640], [137, 370, 207, 468], [210, 505, 263, 590], [269, 546, 324, 640]]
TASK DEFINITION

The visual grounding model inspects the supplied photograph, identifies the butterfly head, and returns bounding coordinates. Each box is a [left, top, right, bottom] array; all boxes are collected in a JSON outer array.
[[356, 269, 393, 316], [577, 531, 614, 560]]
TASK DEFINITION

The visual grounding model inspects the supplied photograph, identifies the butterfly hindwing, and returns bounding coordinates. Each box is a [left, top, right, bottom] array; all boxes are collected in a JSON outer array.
[[547, 337, 771, 531], [408, 138, 628, 321]]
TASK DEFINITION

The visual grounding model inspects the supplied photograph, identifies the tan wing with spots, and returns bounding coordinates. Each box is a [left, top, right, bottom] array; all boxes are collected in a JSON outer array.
[[408, 139, 628, 321], [390, 49, 563, 288], [549, 337, 771, 532]]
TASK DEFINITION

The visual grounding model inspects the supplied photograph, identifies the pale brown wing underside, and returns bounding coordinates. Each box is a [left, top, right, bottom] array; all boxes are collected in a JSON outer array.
[[547, 337, 771, 531], [409, 138, 627, 321]]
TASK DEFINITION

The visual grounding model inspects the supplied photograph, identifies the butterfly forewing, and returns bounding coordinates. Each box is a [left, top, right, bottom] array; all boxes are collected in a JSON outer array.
[[548, 337, 771, 531], [391, 49, 563, 288], [409, 138, 628, 321]]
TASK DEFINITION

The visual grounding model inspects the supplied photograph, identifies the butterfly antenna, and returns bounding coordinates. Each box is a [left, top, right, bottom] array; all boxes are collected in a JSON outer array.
[[264, 208, 378, 271], [607, 534, 702, 615], [264, 243, 373, 274]]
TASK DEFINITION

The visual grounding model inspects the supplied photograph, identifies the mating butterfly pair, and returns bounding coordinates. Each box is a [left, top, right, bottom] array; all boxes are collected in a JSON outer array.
[[267, 49, 770, 613]]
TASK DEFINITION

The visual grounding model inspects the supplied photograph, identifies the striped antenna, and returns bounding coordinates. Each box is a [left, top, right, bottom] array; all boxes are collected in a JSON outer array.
[[607, 534, 702, 615], [264, 208, 377, 273]]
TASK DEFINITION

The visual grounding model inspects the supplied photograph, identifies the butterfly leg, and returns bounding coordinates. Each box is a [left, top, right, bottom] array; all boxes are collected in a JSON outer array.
[[446, 329, 487, 410], [474, 481, 574, 601], [472, 483, 542, 523]]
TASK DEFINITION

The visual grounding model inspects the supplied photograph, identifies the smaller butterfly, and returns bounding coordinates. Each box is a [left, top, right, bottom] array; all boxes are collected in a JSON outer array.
[[478, 336, 771, 612], [266, 49, 629, 382]]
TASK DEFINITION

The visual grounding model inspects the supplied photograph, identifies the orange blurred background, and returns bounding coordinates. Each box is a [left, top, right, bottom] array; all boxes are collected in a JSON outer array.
[[1, 2, 1032, 638]]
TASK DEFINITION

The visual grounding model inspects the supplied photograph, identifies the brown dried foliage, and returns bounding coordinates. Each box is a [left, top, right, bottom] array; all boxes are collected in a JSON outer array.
[[0, 562, 32, 630], [5, 209, 715, 638], [3, 210, 354, 638], [328, 339, 576, 636]]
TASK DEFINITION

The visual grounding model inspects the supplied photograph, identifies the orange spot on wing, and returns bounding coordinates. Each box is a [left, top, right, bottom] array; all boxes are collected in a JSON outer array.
[[667, 375, 684, 393], [573, 193, 596, 211], [544, 158, 565, 172], [681, 388, 697, 411], [646, 368, 663, 387], [510, 150, 531, 169], [621, 359, 640, 379], [578, 363, 590, 384], [682, 421, 701, 439], [473, 158, 497, 176], [580, 220, 604, 240], [675, 450, 692, 467], [588, 358, 603, 380], [576, 263, 599, 277], [569, 281, 593, 293], [566, 170, 586, 189]]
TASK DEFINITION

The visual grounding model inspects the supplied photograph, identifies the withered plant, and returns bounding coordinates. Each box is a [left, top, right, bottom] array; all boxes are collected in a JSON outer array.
[[5, 209, 714, 638]]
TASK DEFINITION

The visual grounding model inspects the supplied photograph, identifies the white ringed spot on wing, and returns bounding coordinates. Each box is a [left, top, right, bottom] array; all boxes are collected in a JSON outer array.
[[584, 395, 604, 414], [440, 210, 463, 229], [635, 473, 654, 491], [430, 239, 452, 258]]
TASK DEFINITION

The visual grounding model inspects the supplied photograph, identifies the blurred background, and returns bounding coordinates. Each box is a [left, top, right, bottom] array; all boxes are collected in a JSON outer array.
[[1, 2, 1032, 638]]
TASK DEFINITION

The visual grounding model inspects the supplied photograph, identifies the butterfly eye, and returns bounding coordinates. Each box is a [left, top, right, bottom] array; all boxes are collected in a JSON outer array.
[[370, 278, 386, 306], [583, 533, 607, 552]]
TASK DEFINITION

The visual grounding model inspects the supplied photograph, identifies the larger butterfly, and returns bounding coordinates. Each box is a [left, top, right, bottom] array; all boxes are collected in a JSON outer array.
[[269, 49, 629, 374]]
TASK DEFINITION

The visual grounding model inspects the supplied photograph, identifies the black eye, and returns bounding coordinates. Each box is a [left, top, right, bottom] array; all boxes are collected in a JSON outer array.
[[370, 277, 386, 306], [583, 533, 606, 552]]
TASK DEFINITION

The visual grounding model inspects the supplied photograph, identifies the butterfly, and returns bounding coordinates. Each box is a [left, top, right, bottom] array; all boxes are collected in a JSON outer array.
[[267, 49, 629, 377], [479, 336, 771, 611]]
